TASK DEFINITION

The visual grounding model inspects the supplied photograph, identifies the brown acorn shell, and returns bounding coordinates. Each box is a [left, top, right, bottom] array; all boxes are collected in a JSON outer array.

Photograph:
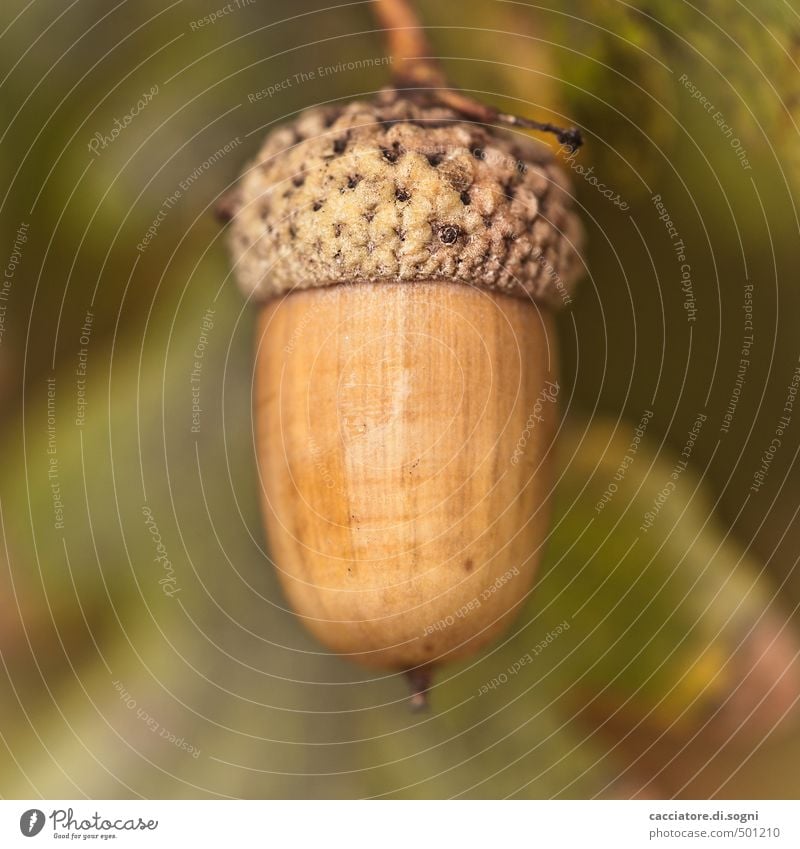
[[255, 281, 558, 668]]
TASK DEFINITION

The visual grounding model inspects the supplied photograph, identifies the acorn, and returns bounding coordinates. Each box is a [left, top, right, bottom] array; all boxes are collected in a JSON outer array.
[[221, 1, 583, 707]]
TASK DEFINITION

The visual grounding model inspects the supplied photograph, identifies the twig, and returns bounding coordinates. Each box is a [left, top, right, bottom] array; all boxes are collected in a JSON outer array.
[[372, 0, 583, 151]]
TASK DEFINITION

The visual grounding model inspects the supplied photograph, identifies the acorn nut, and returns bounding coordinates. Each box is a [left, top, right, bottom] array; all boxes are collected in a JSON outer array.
[[223, 82, 582, 708]]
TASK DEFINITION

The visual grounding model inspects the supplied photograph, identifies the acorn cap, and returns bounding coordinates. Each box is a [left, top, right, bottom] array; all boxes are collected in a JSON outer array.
[[226, 89, 583, 309]]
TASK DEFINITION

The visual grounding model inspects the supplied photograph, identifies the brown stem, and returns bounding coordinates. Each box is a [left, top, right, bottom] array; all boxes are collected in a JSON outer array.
[[372, 0, 583, 151], [372, 0, 445, 88], [404, 665, 433, 711]]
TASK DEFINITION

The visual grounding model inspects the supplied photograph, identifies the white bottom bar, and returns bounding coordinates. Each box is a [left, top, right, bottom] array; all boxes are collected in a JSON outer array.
[[1, 800, 797, 847]]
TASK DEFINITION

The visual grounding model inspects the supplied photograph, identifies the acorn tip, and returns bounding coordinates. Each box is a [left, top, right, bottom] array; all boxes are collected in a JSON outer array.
[[404, 665, 433, 712]]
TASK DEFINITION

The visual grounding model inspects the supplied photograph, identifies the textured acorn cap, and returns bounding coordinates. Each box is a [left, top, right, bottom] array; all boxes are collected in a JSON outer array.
[[226, 89, 583, 309]]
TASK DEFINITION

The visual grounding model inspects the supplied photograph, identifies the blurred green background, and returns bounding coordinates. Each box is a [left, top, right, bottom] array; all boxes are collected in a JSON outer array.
[[1, 0, 799, 798]]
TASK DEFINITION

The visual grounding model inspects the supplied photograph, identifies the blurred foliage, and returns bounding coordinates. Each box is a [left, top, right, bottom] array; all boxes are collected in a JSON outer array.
[[1, 0, 800, 798]]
